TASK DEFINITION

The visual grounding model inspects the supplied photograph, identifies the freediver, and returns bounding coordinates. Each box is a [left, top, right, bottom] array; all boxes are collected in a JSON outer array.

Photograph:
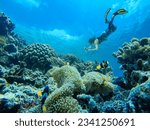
[[85, 8, 128, 51]]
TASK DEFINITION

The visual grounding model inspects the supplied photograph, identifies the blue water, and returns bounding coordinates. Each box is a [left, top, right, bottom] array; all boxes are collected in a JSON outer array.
[[0, 0, 150, 76]]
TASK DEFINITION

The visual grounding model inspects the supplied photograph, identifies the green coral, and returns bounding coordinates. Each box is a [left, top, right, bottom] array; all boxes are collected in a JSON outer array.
[[52, 65, 85, 93], [82, 72, 114, 95]]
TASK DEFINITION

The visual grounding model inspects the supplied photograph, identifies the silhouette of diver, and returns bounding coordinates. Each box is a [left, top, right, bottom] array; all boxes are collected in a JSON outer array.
[[85, 8, 128, 51]]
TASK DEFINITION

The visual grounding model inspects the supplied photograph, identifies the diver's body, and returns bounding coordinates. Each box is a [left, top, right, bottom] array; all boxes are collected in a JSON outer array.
[[86, 8, 127, 51]]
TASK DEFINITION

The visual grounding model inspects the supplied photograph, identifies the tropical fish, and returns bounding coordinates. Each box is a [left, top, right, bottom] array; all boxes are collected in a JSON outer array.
[[37, 85, 50, 112], [96, 60, 109, 70], [37, 91, 42, 97], [96, 64, 101, 70], [42, 105, 47, 112]]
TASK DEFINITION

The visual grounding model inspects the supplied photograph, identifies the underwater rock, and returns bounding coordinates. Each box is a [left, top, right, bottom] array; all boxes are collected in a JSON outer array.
[[0, 12, 15, 36], [18, 44, 63, 72], [113, 37, 150, 88], [127, 81, 150, 112], [82, 72, 114, 95]]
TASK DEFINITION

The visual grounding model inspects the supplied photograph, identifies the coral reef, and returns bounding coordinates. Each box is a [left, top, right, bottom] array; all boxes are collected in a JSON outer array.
[[113, 37, 150, 88], [0, 12, 150, 113]]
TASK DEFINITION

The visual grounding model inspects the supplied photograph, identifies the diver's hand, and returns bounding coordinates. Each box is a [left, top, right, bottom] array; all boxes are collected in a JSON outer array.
[[84, 47, 89, 51]]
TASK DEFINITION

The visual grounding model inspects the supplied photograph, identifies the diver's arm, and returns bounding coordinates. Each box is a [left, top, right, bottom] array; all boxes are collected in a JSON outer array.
[[86, 43, 99, 51]]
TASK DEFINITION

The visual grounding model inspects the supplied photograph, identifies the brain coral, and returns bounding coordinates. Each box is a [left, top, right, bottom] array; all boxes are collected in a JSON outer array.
[[18, 44, 63, 71], [82, 72, 114, 95], [113, 37, 150, 88]]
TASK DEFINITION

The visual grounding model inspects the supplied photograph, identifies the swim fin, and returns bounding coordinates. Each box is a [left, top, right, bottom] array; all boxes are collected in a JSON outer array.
[[104, 8, 111, 23], [113, 9, 128, 16]]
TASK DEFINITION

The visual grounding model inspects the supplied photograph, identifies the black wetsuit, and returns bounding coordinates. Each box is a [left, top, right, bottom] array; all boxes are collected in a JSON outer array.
[[97, 15, 117, 44]]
